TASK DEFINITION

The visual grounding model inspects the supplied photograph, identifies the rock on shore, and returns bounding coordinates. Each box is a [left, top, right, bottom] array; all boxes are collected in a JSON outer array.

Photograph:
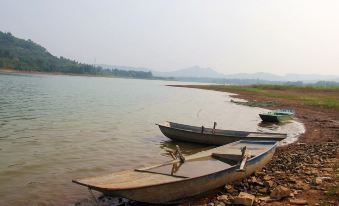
[[201, 142, 338, 206]]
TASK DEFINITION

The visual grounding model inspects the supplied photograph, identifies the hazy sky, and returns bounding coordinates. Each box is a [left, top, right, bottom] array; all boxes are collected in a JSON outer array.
[[1, 0, 339, 75]]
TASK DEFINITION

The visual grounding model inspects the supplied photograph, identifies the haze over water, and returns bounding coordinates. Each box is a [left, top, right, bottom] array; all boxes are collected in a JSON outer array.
[[0, 73, 304, 205]]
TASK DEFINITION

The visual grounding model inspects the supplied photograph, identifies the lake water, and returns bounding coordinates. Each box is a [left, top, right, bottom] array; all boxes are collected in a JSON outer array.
[[0, 73, 304, 206]]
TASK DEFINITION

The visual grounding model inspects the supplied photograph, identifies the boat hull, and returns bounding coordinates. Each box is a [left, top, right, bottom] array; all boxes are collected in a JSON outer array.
[[158, 124, 286, 146], [259, 114, 292, 122], [84, 143, 276, 203]]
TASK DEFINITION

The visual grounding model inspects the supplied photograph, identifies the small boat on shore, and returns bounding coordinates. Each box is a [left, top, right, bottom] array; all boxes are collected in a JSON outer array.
[[157, 121, 287, 145], [72, 140, 278, 204], [259, 109, 294, 123]]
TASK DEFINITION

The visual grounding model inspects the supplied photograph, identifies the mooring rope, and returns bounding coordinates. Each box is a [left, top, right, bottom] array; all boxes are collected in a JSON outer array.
[[88, 188, 99, 206]]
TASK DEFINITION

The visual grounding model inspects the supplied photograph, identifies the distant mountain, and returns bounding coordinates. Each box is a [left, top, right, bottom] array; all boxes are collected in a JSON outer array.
[[153, 66, 226, 78], [91, 63, 339, 83], [283, 73, 339, 82]]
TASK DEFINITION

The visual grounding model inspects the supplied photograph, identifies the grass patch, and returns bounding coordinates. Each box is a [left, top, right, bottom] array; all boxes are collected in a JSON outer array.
[[231, 100, 278, 107], [325, 185, 339, 198], [174, 85, 339, 109]]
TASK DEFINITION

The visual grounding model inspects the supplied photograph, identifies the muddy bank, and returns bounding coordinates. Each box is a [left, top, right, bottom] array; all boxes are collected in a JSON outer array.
[[176, 86, 338, 206], [227, 89, 338, 144]]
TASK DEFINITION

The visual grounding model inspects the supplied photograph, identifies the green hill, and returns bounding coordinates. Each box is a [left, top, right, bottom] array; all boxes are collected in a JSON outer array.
[[0, 31, 152, 78]]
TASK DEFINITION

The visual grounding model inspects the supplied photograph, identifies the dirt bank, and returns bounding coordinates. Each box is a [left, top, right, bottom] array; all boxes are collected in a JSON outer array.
[[175, 85, 338, 206]]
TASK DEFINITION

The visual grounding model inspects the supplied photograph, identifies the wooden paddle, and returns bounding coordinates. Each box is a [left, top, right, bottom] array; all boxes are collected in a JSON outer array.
[[237, 146, 251, 172], [166, 145, 185, 163]]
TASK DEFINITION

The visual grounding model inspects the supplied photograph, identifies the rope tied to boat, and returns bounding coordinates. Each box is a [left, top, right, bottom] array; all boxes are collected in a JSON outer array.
[[88, 187, 99, 206]]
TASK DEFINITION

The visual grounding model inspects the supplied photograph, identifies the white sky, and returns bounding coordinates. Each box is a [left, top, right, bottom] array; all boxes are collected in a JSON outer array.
[[1, 0, 339, 75]]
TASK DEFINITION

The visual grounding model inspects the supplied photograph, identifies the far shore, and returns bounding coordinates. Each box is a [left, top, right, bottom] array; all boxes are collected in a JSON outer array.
[[0, 68, 99, 77], [172, 84, 338, 206], [0, 68, 165, 81], [0, 68, 123, 79]]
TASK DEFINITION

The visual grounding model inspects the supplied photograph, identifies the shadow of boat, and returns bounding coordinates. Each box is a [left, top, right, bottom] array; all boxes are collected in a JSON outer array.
[[159, 139, 213, 156]]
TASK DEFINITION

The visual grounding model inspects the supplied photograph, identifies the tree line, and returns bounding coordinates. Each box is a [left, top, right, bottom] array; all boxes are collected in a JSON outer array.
[[0, 31, 153, 79]]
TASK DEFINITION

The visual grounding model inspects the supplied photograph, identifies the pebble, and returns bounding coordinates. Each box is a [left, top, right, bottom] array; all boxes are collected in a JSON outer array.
[[315, 176, 331, 185], [270, 185, 291, 200], [264, 180, 274, 188], [258, 187, 268, 194], [315, 177, 323, 185], [216, 195, 228, 203], [289, 198, 308, 205], [294, 180, 310, 190], [215, 202, 225, 206], [233, 192, 255, 206], [257, 196, 270, 202], [225, 184, 236, 193]]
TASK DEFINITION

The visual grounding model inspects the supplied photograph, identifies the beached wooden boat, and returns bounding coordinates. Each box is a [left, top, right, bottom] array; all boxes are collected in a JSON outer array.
[[157, 121, 287, 145], [73, 140, 278, 204], [259, 109, 294, 122]]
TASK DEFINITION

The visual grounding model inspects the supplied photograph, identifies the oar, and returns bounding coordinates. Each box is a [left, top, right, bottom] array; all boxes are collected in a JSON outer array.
[[166, 145, 185, 163], [237, 146, 251, 172], [176, 145, 185, 163]]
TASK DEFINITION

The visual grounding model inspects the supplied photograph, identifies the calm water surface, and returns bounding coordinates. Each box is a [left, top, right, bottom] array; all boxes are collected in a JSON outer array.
[[0, 74, 304, 206]]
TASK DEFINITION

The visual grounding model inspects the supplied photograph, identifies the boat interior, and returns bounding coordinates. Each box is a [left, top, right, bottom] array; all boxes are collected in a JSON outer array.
[[73, 141, 276, 189], [136, 156, 236, 178], [264, 109, 294, 116], [136, 141, 272, 179]]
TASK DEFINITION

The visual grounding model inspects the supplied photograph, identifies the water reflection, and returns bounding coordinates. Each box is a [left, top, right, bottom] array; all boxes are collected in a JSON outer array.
[[257, 121, 292, 129], [73, 196, 135, 206], [257, 121, 281, 129], [159, 140, 213, 156]]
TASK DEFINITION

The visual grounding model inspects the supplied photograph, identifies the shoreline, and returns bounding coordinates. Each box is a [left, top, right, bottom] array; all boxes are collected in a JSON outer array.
[[173, 85, 338, 206], [0, 68, 127, 79], [0, 68, 166, 81], [170, 85, 338, 143]]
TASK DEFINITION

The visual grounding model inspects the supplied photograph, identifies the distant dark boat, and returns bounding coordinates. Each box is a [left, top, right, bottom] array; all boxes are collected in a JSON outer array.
[[259, 109, 294, 123], [72, 140, 278, 204], [157, 121, 286, 145]]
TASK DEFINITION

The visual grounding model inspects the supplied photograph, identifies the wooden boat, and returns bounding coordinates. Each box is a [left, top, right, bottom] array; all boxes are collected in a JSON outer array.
[[259, 109, 294, 122], [157, 121, 287, 145], [72, 140, 278, 204]]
